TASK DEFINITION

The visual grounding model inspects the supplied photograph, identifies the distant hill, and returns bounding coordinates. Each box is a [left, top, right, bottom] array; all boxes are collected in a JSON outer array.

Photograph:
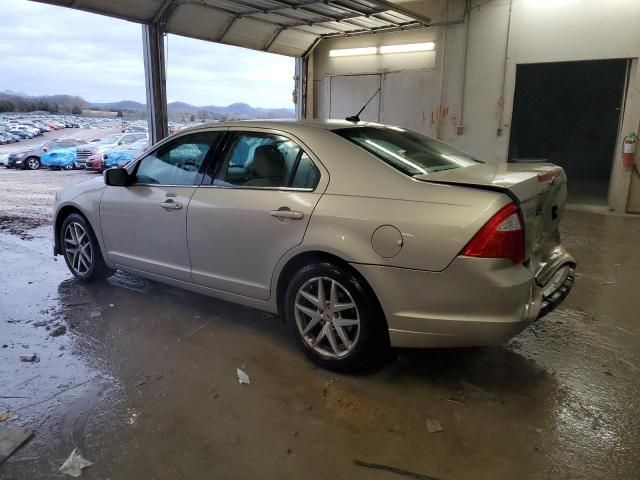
[[0, 91, 294, 119], [90, 100, 146, 111], [0, 91, 88, 113], [90, 100, 294, 119]]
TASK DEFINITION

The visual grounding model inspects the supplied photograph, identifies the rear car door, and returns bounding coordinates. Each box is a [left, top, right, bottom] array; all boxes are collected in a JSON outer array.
[[188, 128, 328, 300], [99, 130, 224, 281]]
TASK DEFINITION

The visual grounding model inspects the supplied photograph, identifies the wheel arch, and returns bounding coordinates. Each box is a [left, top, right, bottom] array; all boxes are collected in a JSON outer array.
[[275, 250, 388, 334], [54, 205, 93, 255]]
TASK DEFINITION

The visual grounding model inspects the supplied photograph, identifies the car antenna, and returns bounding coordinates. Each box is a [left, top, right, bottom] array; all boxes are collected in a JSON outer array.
[[346, 88, 381, 123]]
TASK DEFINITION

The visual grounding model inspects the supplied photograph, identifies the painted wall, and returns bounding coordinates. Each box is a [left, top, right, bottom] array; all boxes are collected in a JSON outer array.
[[310, 0, 640, 211]]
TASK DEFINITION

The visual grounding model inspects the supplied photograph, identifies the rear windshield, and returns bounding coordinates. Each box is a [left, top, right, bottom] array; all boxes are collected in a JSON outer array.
[[334, 126, 481, 176]]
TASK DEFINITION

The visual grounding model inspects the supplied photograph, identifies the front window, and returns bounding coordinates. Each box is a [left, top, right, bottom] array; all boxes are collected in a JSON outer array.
[[135, 132, 221, 185], [334, 126, 481, 176]]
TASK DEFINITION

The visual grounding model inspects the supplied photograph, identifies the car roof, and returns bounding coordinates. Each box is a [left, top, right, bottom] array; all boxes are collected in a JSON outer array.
[[178, 119, 387, 135]]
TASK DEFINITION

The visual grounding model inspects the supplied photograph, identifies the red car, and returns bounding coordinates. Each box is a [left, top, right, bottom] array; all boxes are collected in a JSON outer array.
[[85, 152, 104, 172]]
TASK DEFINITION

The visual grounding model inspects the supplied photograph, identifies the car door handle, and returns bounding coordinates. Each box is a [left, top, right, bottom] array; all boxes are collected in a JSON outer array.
[[160, 200, 182, 210], [270, 208, 303, 220]]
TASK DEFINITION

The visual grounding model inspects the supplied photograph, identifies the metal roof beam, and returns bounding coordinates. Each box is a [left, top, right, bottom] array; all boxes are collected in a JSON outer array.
[[264, 26, 285, 51], [320, 20, 422, 37], [362, 0, 430, 25], [217, 16, 239, 41], [152, 0, 178, 24], [186, 0, 386, 33]]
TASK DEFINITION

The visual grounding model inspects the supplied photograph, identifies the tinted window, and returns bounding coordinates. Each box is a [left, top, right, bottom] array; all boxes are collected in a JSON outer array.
[[334, 126, 481, 176], [291, 153, 320, 189], [135, 132, 220, 185], [215, 133, 317, 188]]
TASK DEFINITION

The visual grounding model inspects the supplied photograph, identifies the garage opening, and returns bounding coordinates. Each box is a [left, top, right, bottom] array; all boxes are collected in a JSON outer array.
[[508, 59, 629, 206]]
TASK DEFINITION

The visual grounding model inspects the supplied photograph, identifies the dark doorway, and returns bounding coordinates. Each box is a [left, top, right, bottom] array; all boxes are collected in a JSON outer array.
[[509, 59, 628, 205]]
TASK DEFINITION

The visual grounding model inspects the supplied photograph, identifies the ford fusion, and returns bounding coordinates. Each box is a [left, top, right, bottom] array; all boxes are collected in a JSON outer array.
[[53, 121, 575, 371]]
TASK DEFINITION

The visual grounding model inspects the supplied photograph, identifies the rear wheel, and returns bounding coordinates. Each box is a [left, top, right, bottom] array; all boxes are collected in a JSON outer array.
[[63, 163, 74, 170], [60, 213, 114, 282], [25, 156, 40, 170], [284, 262, 389, 372]]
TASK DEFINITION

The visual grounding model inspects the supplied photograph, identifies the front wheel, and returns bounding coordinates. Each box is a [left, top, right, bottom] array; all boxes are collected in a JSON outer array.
[[283, 262, 389, 372], [63, 164, 74, 170], [25, 156, 40, 170], [60, 213, 115, 282]]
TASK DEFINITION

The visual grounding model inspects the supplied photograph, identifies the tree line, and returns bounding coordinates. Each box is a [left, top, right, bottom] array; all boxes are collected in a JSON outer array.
[[0, 91, 88, 114]]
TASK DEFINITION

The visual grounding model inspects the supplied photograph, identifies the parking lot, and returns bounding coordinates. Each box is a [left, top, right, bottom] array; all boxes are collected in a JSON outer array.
[[0, 167, 638, 479]]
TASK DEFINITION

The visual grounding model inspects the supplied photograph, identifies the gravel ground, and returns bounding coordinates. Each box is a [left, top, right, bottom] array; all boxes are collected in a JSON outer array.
[[0, 169, 95, 237]]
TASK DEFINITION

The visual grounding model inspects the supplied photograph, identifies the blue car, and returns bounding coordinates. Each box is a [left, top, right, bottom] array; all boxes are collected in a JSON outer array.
[[102, 139, 148, 170], [8, 129, 30, 139], [41, 147, 78, 170]]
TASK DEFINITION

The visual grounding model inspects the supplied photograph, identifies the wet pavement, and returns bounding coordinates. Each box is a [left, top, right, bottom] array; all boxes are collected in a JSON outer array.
[[1, 169, 639, 479]]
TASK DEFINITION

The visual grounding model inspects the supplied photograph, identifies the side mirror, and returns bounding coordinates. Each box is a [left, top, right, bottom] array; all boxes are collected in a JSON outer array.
[[104, 168, 129, 186]]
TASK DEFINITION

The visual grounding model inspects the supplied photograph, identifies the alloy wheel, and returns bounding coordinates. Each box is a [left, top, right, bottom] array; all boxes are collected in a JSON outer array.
[[64, 222, 93, 276], [27, 158, 39, 170], [294, 277, 360, 358]]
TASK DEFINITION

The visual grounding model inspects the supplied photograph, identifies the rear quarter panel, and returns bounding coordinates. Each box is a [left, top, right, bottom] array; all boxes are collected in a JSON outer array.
[[302, 186, 510, 272]]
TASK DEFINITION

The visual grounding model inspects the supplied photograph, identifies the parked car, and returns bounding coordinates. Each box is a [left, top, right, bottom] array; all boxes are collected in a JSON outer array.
[[0, 154, 9, 168], [100, 138, 149, 171], [75, 132, 147, 169], [0, 132, 19, 144], [8, 129, 31, 139], [8, 139, 85, 170], [53, 121, 576, 371], [41, 147, 77, 170], [84, 152, 105, 172]]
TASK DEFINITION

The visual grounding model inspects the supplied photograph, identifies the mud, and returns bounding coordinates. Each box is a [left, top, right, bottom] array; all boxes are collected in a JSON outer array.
[[0, 169, 639, 479]]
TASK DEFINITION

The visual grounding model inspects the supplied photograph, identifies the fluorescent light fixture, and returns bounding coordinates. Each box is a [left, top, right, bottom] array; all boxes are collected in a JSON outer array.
[[379, 42, 435, 54], [329, 43, 435, 57], [329, 47, 377, 57]]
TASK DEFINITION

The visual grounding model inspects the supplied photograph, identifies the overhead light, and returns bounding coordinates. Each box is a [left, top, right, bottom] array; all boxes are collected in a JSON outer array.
[[329, 47, 377, 57], [329, 43, 435, 57], [379, 42, 435, 54]]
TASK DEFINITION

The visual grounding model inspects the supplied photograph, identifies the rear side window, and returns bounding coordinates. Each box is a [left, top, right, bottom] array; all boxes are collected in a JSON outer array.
[[213, 132, 320, 189], [290, 153, 320, 189], [334, 126, 481, 176]]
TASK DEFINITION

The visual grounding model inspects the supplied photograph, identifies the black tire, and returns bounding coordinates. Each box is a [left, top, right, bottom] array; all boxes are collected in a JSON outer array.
[[25, 156, 40, 170], [60, 213, 115, 282], [63, 164, 74, 170], [283, 262, 389, 372]]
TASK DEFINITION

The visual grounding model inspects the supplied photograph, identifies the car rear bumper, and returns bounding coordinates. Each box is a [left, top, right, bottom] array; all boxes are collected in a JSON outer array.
[[353, 257, 550, 348]]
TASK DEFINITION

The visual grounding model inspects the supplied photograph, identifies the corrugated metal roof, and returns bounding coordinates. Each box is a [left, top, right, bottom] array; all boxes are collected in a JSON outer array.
[[30, 0, 432, 57]]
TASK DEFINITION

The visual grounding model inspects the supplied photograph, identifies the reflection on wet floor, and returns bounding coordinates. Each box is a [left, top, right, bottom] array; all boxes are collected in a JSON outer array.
[[1, 209, 639, 479]]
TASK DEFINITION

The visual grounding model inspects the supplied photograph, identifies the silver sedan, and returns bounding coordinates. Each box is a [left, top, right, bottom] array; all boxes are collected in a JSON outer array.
[[53, 121, 575, 371]]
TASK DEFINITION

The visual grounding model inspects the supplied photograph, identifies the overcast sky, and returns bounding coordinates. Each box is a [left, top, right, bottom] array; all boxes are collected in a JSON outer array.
[[0, 0, 295, 108]]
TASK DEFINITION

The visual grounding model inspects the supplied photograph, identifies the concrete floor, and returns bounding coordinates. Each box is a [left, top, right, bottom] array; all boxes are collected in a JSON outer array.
[[0, 169, 639, 479]]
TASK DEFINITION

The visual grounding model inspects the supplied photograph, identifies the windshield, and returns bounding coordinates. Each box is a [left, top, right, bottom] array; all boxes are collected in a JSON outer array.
[[334, 126, 481, 176], [97, 134, 121, 144]]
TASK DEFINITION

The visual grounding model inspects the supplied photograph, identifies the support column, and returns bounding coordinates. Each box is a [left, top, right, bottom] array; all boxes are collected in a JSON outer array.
[[142, 23, 169, 144], [294, 57, 304, 119]]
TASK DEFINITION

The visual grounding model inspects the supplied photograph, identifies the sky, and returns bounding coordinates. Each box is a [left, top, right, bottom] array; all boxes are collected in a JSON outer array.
[[0, 0, 295, 108]]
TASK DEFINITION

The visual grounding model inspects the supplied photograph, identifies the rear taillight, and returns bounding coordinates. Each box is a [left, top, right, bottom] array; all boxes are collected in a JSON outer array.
[[461, 202, 525, 264]]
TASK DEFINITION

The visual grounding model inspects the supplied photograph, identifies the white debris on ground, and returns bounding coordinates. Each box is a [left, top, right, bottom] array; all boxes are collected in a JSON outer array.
[[237, 368, 250, 385], [59, 448, 93, 477]]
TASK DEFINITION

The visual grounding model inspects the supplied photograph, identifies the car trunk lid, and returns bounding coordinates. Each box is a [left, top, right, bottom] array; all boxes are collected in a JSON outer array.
[[415, 162, 575, 282]]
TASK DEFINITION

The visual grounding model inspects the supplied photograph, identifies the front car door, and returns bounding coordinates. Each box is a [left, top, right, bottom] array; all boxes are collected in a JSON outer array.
[[99, 130, 224, 281], [188, 128, 328, 300]]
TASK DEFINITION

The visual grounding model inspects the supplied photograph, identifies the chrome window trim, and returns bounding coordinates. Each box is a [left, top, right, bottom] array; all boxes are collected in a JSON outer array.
[[131, 183, 315, 192]]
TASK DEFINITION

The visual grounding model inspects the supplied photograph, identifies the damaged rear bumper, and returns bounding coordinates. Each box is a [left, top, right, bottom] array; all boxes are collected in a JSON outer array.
[[537, 263, 576, 319]]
